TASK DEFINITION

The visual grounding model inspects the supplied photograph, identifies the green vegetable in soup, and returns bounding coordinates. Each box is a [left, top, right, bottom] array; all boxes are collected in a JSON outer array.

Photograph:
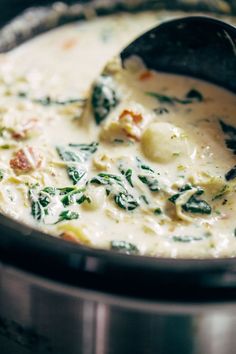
[[225, 165, 236, 181], [55, 210, 79, 224], [182, 196, 212, 214], [220, 120, 236, 157], [110, 240, 139, 255], [56, 146, 82, 163], [92, 75, 119, 124], [67, 166, 86, 185], [138, 175, 159, 192], [169, 184, 211, 215], [172, 235, 205, 242], [114, 192, 139, 211], [146, 89, 203, 105]]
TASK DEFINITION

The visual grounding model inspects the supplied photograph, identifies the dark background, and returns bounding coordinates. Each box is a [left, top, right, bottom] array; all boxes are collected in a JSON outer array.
[[1, 0, 236, 28]]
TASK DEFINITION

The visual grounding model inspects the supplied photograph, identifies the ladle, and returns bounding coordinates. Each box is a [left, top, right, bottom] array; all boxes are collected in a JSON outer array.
[[120, 16, 236, 93]]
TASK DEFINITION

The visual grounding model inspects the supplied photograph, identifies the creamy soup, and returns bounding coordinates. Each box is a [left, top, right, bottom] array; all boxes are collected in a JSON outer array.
[[0, 11, 235, 258]]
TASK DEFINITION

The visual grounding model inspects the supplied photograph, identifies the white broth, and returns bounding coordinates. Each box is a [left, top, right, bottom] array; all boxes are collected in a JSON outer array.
[[0, 11, 235, 258]]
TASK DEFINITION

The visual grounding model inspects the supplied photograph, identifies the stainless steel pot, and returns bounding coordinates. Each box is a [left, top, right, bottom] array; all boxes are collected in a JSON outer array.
[[1, 1, 236, 353]]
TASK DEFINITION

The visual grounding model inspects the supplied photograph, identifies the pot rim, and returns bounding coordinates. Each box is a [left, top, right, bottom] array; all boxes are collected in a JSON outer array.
[[0, 1, 236, 300]]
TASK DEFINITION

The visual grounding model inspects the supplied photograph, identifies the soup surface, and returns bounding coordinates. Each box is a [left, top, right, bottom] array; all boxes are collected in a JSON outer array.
[[0, 11, 236, 258]]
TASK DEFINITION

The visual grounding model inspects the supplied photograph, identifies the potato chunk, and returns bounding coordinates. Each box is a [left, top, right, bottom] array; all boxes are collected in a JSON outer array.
[[141, 122, 190, 163]]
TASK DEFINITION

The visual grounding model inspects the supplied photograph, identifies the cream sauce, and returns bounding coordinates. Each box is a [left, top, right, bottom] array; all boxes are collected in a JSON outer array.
[[0, 11, 235, 258]]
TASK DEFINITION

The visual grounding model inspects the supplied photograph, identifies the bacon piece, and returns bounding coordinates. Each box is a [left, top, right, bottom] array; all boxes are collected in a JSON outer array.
[[139, 70, 153, 81], [62, 38, 78, 50], [11, 118, 39, 140], [10, 147, 42, 174], [118, 109, 143, 141], [119, 109, 143, 124]]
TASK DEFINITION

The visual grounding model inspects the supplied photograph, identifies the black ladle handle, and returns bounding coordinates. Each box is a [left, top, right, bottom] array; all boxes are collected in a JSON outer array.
[[121, 16, 236, 93]]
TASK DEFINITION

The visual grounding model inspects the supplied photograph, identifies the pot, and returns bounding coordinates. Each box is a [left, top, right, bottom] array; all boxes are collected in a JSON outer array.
[[0, 1, 236, 353]]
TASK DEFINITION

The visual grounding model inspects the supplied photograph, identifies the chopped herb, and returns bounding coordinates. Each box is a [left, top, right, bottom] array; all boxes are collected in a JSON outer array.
[[139, 195, 149, 205], [114, 192, 139, 211], [146, 92, 175, 104], [55, 210, 79, 224], [185, 89, 203, 102], [138, 175, 159, 192], [173, 235, 205, 242], [212, 185, 229, 200], [119, 166, 133, 187], [154, 208, 162, 215], [154, 107, 169, 114], [18, 91, 27, 98], [0, 169, 4, 181], [136, 157, 154, 173], [110, 240, 139, 255], [67, 166, 86, 185], [215, 209, 221, 215], [113, 139, 124, 144], [146, 89, 203, 105], [92, 75, 119, 124], [225, 165, 236, 181]]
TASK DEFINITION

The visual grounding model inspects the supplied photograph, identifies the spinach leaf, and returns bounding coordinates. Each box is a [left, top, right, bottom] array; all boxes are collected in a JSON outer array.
[[136, 157, 154, 173], [92, 75, 119, 124], [146, 89, 203, 105], [60, 188, 89, 207], [119, 165, 133, 187], [67, 166, 86, 185], [173, 235, 205, 242], [31, 201, 43, 221], [114, 192, 139, 211], [138, 175, 159, 192], [185, 89, 203, 102], [28, 188, 45, 221], [110, 240, 139, 255], [219, 120, 236, 180], [225, 165, 236, 181], [91, 173, 122, 186], [57, 142, 98, 167], [146, 92, 175, 104], [42, 187, 56, 196], [55, 210, 79, 224], [182, 196, 212, 214], [169, 184, 211, 215], [56, 146, 82, 162], [219, 120, 236, 155], [68, 142, 98, 154]]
